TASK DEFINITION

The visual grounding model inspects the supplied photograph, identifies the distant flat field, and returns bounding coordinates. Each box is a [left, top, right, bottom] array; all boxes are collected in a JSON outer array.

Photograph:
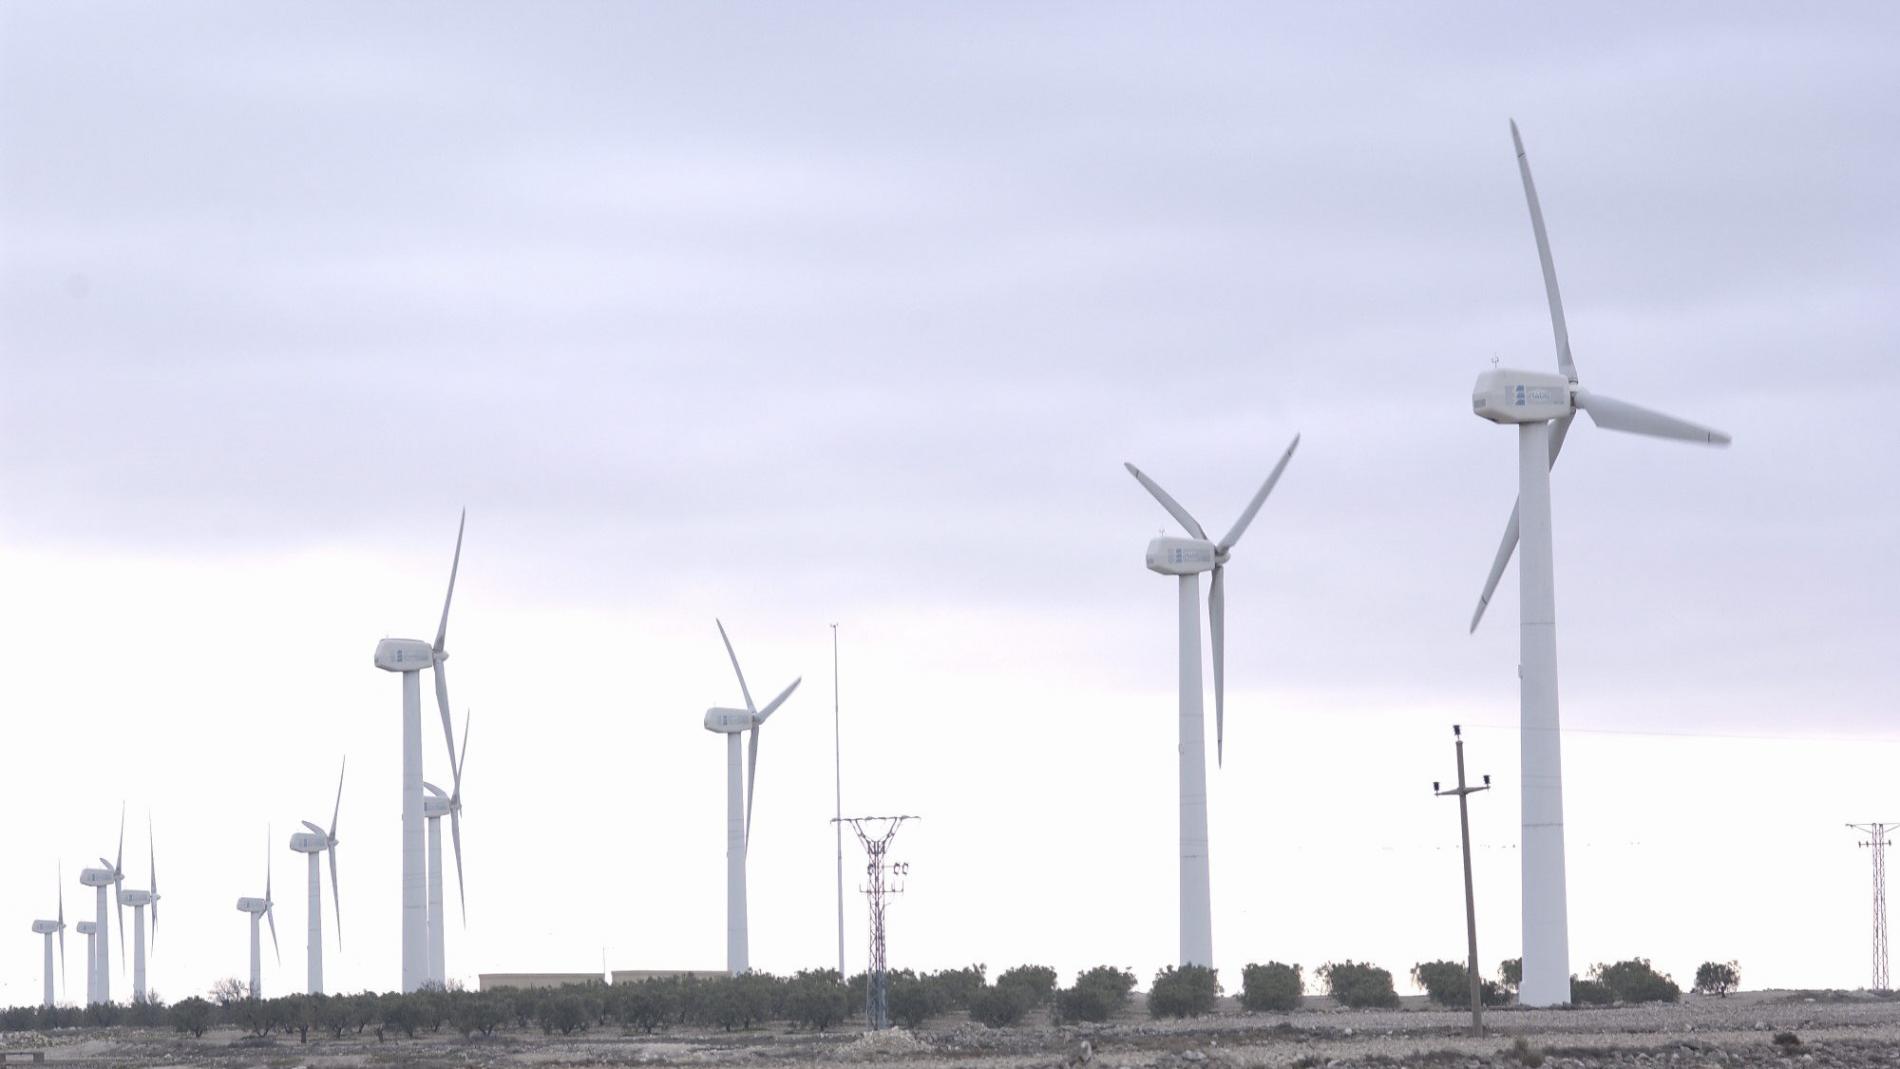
[[4, 991, 1897, 1068]]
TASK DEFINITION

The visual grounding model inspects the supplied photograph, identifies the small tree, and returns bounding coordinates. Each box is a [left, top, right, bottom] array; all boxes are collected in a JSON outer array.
[[1054, 966, 1137, 1024], [1147, 965, 1220, 1018], [170, 996, 214, 1038], [1569, 977, 1614, 1006], [926, 964, 986, 1011], [1498, 958, 1522, 994], [1589, 959, 1679, 1004], [888, 972, 937, 1029], [536, 993, 588, 1035], [1318, 961, 1399, 1009], [1239, 962, 1303, 1012], [968, 983, 1032, 1028], [996, 965, 1058, 1007], [785, 969, 851, 1032], [1693, 960, 1740, 998]]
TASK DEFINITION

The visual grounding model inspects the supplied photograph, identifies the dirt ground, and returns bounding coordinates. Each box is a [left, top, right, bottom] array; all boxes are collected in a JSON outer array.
[[3, 990, 1897, 1069]]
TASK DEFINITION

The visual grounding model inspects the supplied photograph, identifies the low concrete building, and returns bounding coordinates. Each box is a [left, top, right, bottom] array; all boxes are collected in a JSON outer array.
[[478, 972, 605, 991]]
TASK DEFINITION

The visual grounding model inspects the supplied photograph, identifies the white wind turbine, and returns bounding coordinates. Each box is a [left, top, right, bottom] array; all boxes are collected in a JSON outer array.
[[423, 710, 469, 987], [288, 759, 345, 994], [371, 511, 465, 993], [118, 818, 160, 1003], [75, 921, 97, 1001], [29, 865, 66, 1009], [1125, 434, 1299, 967], [1468, 121, 1731, 1007], [701, 620, 800, 976], [235, 827, 279, 1000], [77, 809, 125, 1005]]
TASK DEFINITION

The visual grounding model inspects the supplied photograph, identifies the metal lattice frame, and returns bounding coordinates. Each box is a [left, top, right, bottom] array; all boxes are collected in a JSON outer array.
[[836, 815, 915, 1030], [1849, 823, 1894, 991]]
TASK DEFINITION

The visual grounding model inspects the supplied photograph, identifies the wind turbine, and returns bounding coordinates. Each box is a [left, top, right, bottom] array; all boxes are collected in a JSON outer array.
[[119, 817, 160, 1003], [235, 827, 279, 1000], [29, 864, 66, 1009], [423, 709, 470, 987], [288, 759, 345, 994], [371, 511, 465, 992], [1468, 121, 1731, 1007], [75, 921, 96, 1002], [701, 620, 800, 976], [77, 808, 125, 1005], [1124, 434, 1299, 967]]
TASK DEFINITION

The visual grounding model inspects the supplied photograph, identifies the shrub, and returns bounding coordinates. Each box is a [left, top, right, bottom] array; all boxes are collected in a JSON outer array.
[[1693, 960, 1740, 997], [1240, 962, 1303, 1012], [996, 965, 1058, 1007], [968, 983, 1032, 1028], [82, 1000, 123, 1028], [1148, 964, 1220, 1018], [1589, 959, 1680, 1004], [1054, 966, 1136, 1023], [170, 996, 214, 1037], [1318, 961, 1399, 1009], [786, 969, 851, 1031], [620, 978, 677, 1034], [449, 991, 507, 1037], [536, 993, 589, 1035], [1412, 960, 1469, 1007], [318, 993, 354, 1038], [1498, 958, 1521, 993], [888, 972, 937, 1029], [926, 964, 986, 1011], [1568, 977, 1614, 1006], [382, 994, 423, 1038]]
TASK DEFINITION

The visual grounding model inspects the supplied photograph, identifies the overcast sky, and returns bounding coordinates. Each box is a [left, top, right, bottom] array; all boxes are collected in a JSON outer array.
[[2, 3, 1896, 1007]]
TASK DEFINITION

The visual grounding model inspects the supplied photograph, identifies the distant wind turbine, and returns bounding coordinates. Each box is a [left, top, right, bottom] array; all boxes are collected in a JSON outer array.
[[119, 817, 161, 1002], [701, 620, 800, 976], [423, 708, 469, 987], [288, 759, 345, 994], [235, 827, 279, 1000], [1124, 434, 1299, 967], [29, 864, 66, 1009]]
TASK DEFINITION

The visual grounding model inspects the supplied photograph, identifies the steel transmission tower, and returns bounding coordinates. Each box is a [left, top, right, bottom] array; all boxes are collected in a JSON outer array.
[[835, 815, 916, 1030], [1849, 823, 1895, 991]]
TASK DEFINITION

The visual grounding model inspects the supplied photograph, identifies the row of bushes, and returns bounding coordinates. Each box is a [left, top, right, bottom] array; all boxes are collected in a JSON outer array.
[[0, 955, 1746, 1036]]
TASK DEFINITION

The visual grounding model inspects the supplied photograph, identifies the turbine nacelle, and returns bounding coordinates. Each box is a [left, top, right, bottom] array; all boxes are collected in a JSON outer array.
[[31, 920, 61, 935], [75, 922, 97, 935], [1144, 536, 1219, 576], [78, 868, 115, 888], [236, 897, 269, 914], [703, 707, 756, 733], [119, 890, 157, 908], [1473, 368, 1573, 424], [374, 637, 435, 672], [289, 831, 329, 853], [422, 784, 451, 817]]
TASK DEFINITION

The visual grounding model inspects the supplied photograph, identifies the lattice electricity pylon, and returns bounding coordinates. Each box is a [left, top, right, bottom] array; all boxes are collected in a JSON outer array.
[[1849, 823, 1895, 991], [834, 815, 916, 1030]]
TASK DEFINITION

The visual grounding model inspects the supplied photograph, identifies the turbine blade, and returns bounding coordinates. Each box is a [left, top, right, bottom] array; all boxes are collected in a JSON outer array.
[[58, 864, 65, 994], [450, 803, 467, 925], [1575, 391, 1731, 445], [330, 757, 346, 840], [265, 826, 272, 904], [423, 782, 447, 799], [267, 902, 280, 964], [745, 724, 761, 846], [1218, 434, 1300, 552], [1511, 119, 1577, 383], [116, 803, 124, 875], [328, 845, 342, 950], [1123, 463, 1207, 541], [435, 508, 465, 651], [453, 709, 470, 795], [1209, 564, 1225, 767], [755, 677, 800, 724], [435, 662, 459, 785], [716, 619, 757, 714], [1469, 414, 1572, 632], [301, 820, 327, 838]]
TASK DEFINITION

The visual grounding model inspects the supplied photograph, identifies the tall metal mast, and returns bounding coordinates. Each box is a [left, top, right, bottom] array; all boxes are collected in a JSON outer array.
[[1434, 725, 1490, 1036], [1849, 822, 1895, 991], [836, 815, 916, 1030], [832, 623, 845, 979]]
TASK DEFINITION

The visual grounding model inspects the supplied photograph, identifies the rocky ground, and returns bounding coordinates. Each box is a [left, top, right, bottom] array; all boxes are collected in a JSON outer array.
[[3, 991, 1898, 1069]]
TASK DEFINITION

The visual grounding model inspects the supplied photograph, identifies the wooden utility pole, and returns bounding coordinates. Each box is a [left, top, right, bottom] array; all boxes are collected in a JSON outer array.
[[1435, 724, 1491, 1037]]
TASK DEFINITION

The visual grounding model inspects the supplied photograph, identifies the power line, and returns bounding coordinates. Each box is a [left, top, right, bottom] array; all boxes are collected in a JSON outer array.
[[1433, 724, 1490, 1038]]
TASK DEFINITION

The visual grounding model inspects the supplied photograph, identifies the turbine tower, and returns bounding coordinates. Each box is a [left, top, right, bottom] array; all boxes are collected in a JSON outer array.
[[29, 865, 66, 1009], [77, 810, 125, 1005], [371, 511, 465, 992], [1124, 434, 1299, 967], [119, 818, 160, 1003], [701, 620, 801, 975], [75, 921, 97, 1002], [422, 711, 469, 987], [1468, 121, 1731, 1007], [288, 759, 345, 994], [235, 827, 279, 1000]]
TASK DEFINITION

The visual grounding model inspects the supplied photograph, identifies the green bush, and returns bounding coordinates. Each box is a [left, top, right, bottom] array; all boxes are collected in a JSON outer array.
[[1498, 958, 1522, 993], [1054, 966, 1137, 1023], [1693, 960, 1740, 997], [888, 972, 937, 1029], [786, 969, 851, 1031], [968, 983, 1032, 1028], [1318, 961, 1399, 1009], [926, 964, 986, 1011], [1568, 977, 1614, 1006], [1589, 959, 1679, 1004], [536, 993, 589, 1035], [996, 965, 1058, 1007], [1147, 965, 1220, 1018], [1240, 962, 1303, 1012], [170, 996, 213, 1037]]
